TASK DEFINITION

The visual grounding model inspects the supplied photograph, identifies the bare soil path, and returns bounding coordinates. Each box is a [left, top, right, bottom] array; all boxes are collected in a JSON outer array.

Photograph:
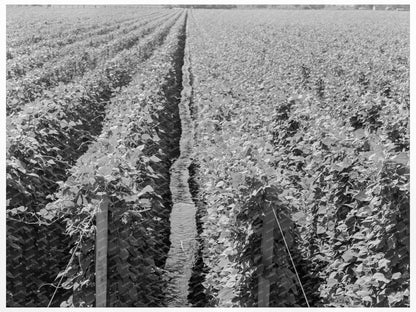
[[164, 14, 198, 307]]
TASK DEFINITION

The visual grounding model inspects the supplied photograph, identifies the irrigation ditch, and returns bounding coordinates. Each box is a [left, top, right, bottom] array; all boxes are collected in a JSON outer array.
[[151, 11, 210, 307], [163, 13, 202, 306]]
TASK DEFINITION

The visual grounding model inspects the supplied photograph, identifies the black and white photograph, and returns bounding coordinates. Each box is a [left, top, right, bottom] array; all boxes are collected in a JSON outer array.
[[3, 0, 412, 308]]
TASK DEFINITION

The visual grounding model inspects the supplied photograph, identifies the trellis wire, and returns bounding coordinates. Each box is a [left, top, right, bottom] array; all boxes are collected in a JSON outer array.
[[47, 213, 94, 307], [47, 231, 85, 307], [271, 207, 310, 307]]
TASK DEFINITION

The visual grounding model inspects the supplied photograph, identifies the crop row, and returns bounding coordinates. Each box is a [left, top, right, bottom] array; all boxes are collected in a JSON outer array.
[[6, 6, 165, 53], [7, 14, 136, 58], [46, 13, 185, 306], [6, 11, 170, 79], [6, 12, 182, 306], [7, 12, 178, 114], [6, 11, 185, 307], [7, 8, 180, 219], [186, 9, 409, 307]]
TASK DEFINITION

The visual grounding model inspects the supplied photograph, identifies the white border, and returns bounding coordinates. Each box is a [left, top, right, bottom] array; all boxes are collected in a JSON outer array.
[[1, 1, 413, 312], [1, 0, 414, 5]]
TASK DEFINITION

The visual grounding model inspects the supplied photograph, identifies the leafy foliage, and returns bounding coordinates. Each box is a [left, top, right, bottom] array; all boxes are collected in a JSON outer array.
[[6, 11, 168, 80], [6, 11, 180, 115], [6, 12, 183, 307], [188, 9, 409, 307], [6, 7, 409, 308], [46, 14, 186, 307]]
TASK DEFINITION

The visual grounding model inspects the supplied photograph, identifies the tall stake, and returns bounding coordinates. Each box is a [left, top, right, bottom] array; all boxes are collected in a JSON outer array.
[[95, 195, 109, 307], [258, 204, 275, 307]]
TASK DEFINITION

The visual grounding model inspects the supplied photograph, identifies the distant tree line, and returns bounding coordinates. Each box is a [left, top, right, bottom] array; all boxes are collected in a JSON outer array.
[[353, 4, 409, 10], [164, 5, 237, 9], [163, 4, 409, 11], [236, 4, 409, 10], [13, 4, 410, 11]]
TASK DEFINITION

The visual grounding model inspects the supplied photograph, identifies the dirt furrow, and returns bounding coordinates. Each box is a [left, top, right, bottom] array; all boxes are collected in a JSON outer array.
[[164, 12, 198, 307]]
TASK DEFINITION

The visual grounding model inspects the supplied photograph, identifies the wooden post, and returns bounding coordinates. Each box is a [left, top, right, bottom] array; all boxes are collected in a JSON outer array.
[[258, 205, 275, 307], [95, 196, 109, 307]]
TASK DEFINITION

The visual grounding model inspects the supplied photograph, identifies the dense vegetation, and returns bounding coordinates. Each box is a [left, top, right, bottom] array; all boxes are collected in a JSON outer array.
[[187, 9, 409, 307], [6, 6, 409, 307], [7, 8, 183, 306]]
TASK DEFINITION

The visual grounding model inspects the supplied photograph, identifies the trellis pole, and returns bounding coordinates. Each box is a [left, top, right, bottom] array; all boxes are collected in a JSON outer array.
[[258, 204, 275, 307], [95, 195, 109, 307]]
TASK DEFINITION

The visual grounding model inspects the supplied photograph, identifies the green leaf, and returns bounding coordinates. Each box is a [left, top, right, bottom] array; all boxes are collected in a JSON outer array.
[[353, 129, 366, 139], [317, 206, 327, 215], [362, 296, 373, 303], [27, 173, 40, 178], [16, 206, 27, 212], [391, 152, 408, 165], [373, 272, 390, 283], [355, 263, 364, 273], [123, 194, 138, 202], [128, 287, 138, 301], [317, 225, 326, 234], [150, 155, 161, 162], [55, 266, 72, 280], [76, 196, 83, 205], [391, 272, 402, 280], [292, 211, 307, 223], [137, 185, 153, 197], [218, 287, 233, 302], [97, 165, 112, 177], [120, 248, 129, 261], [327, 278, 338, 288], [378, 258, 390, 270], [139, 198, 151, 207], [216, 181, 225, 188], [141, 133, 151, 141], [355, 190, 370, 202], [342, 250, 357, 263], [356, 289, 371, 297]]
